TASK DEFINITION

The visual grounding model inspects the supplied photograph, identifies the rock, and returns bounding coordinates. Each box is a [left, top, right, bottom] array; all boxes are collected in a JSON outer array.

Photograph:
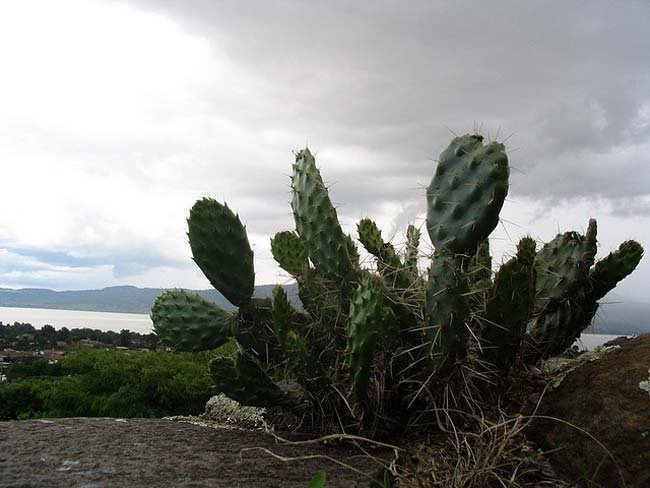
[[529, 334, 650, 488]]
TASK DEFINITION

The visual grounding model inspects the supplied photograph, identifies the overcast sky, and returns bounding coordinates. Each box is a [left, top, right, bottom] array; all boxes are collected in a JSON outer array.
[[0, 0, 648, 302]]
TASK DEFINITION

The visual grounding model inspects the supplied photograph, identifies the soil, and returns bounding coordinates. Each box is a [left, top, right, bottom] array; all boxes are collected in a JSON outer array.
[[0, 418, 390, 487]]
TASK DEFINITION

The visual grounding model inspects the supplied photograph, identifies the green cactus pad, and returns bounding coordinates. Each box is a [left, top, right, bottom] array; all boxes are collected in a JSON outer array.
[[426, 251, 470, 372], [209, 353, 287, 407], [188, 198, 254, 307], [291, 148, 354, 280], [357, 219, 384, 256], [426, 135, 509, 255], [533, 224, 596, 314], [346, 274, 387, 399], [357, 218, 403, 281], [151, 289, 236, 351], [483, 236, 536, 367], [468, 239, 492, 287], [524, 297, 598, 362], [588, 240, 643, 300], [271, 286, 326, 381], [271, 231, 308, 277], [404, 225, 421, 275]]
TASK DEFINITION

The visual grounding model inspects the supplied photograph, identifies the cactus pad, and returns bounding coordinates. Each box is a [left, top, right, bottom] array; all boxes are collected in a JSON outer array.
[[291, 148, 354, 280], [151, 289, 236, 351], [426, 135, 509, 254], [589, 240, 643, 300], [346, 274, 388, 399], [533, 224, 596, 314], [188, 198, 254, 307], [483, 236, 536, 367], [426, 251, 470, 372], [271, 231, 308, 277]]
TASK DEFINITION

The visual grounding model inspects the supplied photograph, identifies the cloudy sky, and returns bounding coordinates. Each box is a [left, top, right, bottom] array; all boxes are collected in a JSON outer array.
[[0, 0, 648, 302]]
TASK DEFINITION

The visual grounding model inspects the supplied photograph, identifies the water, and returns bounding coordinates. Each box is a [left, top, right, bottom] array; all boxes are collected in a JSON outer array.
[[0, 306, 633, 347], [0, 307, 153, 335], [574, 333, 625, 351]]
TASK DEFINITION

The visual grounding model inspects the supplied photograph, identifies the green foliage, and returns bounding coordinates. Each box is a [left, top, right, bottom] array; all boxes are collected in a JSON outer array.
[[151, 134, 643, 435], [307, 471, 326, 488], [0, 348, 215, 420]]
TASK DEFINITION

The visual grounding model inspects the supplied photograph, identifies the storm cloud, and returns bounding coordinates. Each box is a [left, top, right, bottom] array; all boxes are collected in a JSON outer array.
[[0, 0, 648, 300]]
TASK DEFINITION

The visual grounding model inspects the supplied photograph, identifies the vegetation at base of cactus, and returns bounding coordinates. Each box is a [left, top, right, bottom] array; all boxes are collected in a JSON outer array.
[[209, 353, 288, 407], [426, 134, 509, 255], [271, 286, 326, 383], [151, 133, 644, 437], [188, 198, 254, 307]]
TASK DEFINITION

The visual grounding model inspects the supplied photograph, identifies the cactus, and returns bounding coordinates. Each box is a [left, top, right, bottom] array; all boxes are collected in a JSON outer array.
[[482, 237, 536, 367], [151, 289, 237, 351], [357, 218, 408, 289], [533, 221, 596, 315], [188, 198, 254, 307], [425, 251, 470, 373], [404, 225, 420, 277], [291, 148, 357, 281], [271, 231, 308, 278], [346, 274, 392, 401], [426, 135, 509, 255], [151, 135, 643, 435], [271, 286, 325, 383], [209, 353, 288, 407]]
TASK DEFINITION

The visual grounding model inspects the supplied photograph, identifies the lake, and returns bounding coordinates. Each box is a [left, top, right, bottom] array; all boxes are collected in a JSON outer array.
[[0, 306, 153, 335], [0, 306, 631, 350]]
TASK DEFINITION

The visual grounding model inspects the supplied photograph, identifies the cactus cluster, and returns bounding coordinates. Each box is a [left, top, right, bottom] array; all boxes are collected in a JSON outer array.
[[151, 134, 643, 434]]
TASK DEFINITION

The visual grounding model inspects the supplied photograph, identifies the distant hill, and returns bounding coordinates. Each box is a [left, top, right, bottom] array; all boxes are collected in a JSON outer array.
[[0, 284, 301, 315], [0, 285, 647, 336]]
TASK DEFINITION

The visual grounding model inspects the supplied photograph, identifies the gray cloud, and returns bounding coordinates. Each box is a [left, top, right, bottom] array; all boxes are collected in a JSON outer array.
[[120, 0, 650, 210]]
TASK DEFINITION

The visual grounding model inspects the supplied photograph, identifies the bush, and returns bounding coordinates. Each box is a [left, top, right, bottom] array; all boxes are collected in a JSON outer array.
[[0, 347, 218, 420]]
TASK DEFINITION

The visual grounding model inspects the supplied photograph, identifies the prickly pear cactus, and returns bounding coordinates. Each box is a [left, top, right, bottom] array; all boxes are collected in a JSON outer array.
[[271, 230, 308, 277], [346, 274, 390, 400], [533, 224, 596, 315], [188, 198, 254, 307], [426, 251, 470, 373], [426, 135, 509, 254], [291, 148, 357, 280], [150, 134, 644, 436], [482, 236, 536, 367], [151, 289, 236, 351]]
